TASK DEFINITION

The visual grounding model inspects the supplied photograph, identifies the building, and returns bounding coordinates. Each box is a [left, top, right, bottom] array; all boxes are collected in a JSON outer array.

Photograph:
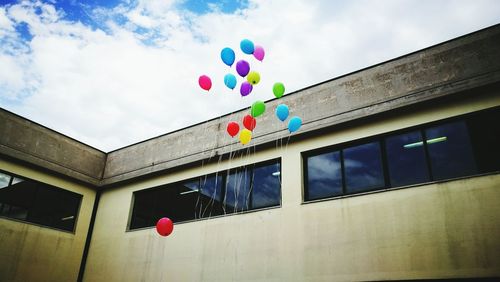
[[1, 25, 499, 282]]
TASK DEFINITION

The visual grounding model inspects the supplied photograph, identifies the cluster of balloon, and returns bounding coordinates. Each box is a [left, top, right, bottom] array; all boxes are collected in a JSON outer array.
[[273, 82, 302, 132], [218, 39, 268, 145], [156, 217, 174, 237], [200, 39, 265, 95], [199, 38, 302, 145]]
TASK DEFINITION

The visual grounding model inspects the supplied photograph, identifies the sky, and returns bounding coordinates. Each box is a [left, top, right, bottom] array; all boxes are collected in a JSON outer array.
[[0, 0, 499, 152]]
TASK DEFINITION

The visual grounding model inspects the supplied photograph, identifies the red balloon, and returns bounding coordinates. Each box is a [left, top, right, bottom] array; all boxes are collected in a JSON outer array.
[[243, 115, 256, 131], [198, 75, 212, 91], [226, 121, 240, 137], [156, 217, 174, 237]]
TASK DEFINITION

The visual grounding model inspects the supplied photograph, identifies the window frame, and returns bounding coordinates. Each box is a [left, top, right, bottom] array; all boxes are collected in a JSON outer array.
[[127, 158, 282, 231], [302, 106, 500, 203], [0, 170, 83, 233]]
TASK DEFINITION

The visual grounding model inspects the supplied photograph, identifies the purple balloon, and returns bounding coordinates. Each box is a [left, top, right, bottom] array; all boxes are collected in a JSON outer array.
[[240, 81, 253, 96], [236, 60, 250, 77]]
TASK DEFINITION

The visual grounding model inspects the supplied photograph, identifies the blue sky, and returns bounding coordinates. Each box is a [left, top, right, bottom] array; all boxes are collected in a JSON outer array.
[[0, 0, 499, 151], [1, 0, 249, 41]]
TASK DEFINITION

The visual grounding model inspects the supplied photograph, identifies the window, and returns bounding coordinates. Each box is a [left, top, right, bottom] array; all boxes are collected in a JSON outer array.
[[425, 121, 477, 180], [305, 151, 342, 200], [224, 168, 251, 213], [466, 108, 500, 173], [252, 163, 281, 209], [198, 175, 223, 218], [385, 131, 430, 187], [303, 107, 500, 202], [129, 159, 281, 230], [344, 142, 385, 193], [0, 171, 82, 232]]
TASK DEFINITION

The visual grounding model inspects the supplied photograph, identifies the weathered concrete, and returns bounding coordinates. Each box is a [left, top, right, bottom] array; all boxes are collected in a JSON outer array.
[[102, 24, 500, 185], [0, 158, 97, 282], [0, 109, 106, 186], [84, 94, 500, 280]]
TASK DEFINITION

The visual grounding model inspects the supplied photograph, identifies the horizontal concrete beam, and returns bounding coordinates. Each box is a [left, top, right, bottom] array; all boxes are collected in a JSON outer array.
[[0, 109, 106, 186], [101, 25, 500, 186]]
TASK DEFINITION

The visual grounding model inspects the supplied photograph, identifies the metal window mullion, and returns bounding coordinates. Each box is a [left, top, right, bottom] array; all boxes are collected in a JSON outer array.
[[221, 171, 228, 214], [303, 156, 310, 201], [340, 150, 347, 195], [248, 166, 255, 210], [380, 139, 391, 188]]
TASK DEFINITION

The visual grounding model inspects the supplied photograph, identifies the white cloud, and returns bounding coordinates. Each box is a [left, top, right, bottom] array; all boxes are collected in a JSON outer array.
[[0, 8, 14, 35], [0, 0, 499, 151]]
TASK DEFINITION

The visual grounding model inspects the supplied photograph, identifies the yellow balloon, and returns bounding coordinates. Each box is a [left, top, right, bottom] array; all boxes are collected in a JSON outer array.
[[246, 71, 260, 85], [239, 129, 252, 145]]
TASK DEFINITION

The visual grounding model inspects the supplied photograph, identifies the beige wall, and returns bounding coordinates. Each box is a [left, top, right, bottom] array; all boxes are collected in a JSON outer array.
[[84, 93, 500, 281], [0, 159, 96, 282]]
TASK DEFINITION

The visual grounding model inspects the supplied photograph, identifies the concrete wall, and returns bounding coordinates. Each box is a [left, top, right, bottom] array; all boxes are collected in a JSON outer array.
[[0, 158, 96, 282], [0, 109, 106, 186], [83, 92, 500, 281], [102, 24, 500, 186]]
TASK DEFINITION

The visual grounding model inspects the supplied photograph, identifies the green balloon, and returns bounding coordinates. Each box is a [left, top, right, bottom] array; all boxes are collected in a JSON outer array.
[[273, 82, 285, 98], [251, 101, 266, 117]]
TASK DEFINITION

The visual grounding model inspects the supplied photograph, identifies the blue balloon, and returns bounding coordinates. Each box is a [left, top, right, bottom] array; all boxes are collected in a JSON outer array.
[[275, 104, 289, 121], [240, 39, 254, 55], [288, 116, 302, 133], [224, 73, 237, 90], [221, 47, 235, 67]]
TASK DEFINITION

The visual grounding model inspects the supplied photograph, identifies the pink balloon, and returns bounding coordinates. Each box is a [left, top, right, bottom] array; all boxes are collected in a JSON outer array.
[[198, 75, 212, 91], [253, 45, 265, 62]]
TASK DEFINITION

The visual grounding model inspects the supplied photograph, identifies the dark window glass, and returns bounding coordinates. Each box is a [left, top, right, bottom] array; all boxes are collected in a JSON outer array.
[[467, 109, 500, 173], [131, 179, 200, 228], [0, 179, 35, 220], [129, 189, 157, 229], [0, 172, 81, 232], [305, 151, 342, 200], [343, 142, 385, 193], [173, 180, 199, 222], [224, 168, 251, 213], [29, 187, 81, 231], [426, 121, 477, 180], [385, 131, 430, 187], [153, 186, 178, 224], [251, 162, 281, 209], [198, 175, 223, 218]]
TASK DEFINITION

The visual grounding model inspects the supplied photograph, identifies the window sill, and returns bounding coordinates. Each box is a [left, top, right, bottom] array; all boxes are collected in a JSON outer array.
[[126, 204, 281, 232], [301, 170, 500, 205], [0, 215, 76, 234]]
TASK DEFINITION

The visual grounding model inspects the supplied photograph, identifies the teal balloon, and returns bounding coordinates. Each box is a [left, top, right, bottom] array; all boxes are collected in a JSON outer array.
[[221, 47, 235, 67], [240, 39, 254, 54], [224, 73, 237, 89], [288, 116, 302, 133], [275, 104, 289, 121]]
